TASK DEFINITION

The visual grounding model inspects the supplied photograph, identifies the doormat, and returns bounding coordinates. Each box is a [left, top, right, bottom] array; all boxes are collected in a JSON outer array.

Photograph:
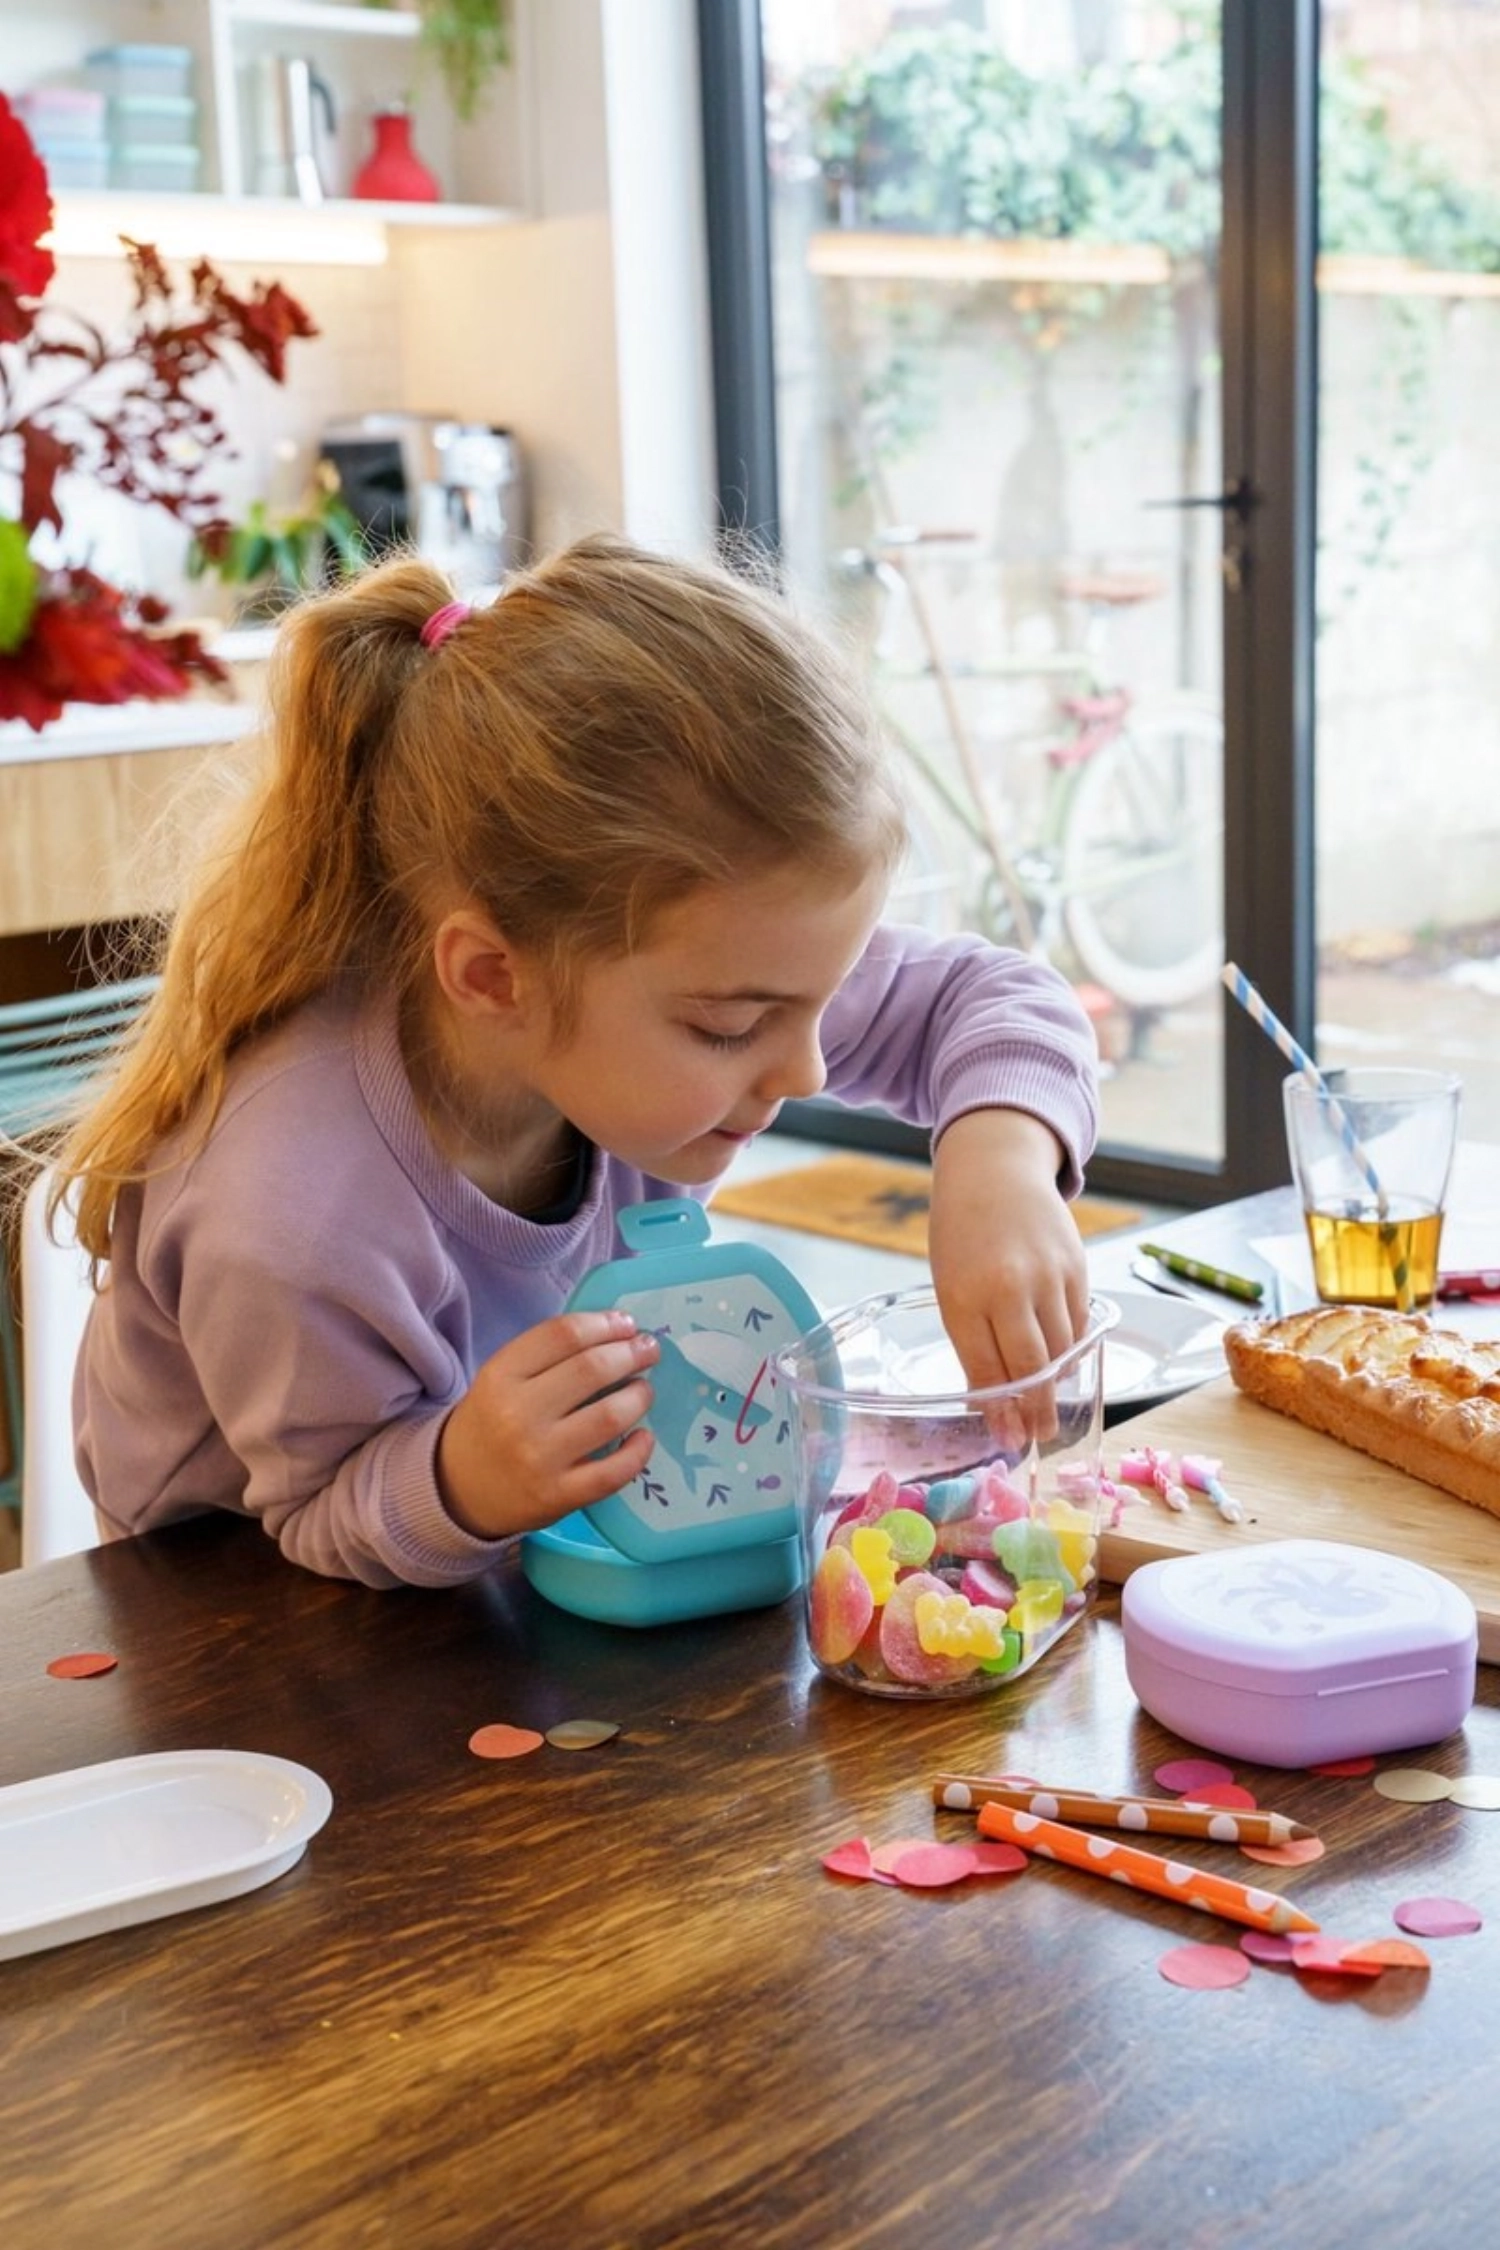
[[711, 1153, 1142, 1261]]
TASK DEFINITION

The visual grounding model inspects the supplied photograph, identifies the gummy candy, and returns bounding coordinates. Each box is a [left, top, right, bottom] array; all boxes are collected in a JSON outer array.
[[829, 1469, 902, 1537], [809, 1546, 876, 1666], [925, 1473, 978, 1521], [959, 1556, 1014, 1610], [914, 1590, 1009, 1660], [978, 1628, 1023, 1675], [930, 1514, 1004, 1561], [1042, 1497, 1097, 1583], [879, 1571, 979, 1685], [1008, 1577, 1066, 1637], [975, 1469, 1030, 1523], [877, 1506, 937, 1569], [849, 1525, 898, 1603], [991, 1519, 1071, 1589]]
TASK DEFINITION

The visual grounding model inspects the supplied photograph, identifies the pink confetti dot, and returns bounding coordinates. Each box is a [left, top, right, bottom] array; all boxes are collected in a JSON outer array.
[[1158, 1942, 1252, 1990], [1393, 1895, 1483, 1938], [1240, 1930, 1298, 1963], [1182, 1782, 1258, 1810], [1154, 1758, 1236, 1794], [889, 1843, 982, 1889]]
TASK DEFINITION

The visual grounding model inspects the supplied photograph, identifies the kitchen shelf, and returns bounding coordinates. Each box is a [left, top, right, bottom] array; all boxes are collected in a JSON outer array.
[[49, 188, 522, 265], [223, 0, 420, 33]]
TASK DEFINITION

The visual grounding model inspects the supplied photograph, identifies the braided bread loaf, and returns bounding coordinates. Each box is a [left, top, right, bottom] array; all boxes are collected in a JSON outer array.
[[1223, 1306, 1500, 1519]]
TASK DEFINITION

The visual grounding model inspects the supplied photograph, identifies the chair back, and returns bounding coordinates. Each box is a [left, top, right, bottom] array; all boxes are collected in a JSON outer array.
[[0, 976, 159, 1139], [18, 1170, 101, 1566]]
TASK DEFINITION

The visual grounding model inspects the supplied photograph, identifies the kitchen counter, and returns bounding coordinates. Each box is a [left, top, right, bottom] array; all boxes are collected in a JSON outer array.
[[0, 667, 268, 938], [0, 696, 260, 770]]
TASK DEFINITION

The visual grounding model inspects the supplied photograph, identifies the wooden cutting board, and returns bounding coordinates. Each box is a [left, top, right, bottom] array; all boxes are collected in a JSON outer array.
[[1097, 1375, 1500, 1662]]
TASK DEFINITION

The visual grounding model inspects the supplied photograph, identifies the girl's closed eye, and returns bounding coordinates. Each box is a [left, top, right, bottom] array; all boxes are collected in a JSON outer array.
[[692, 1023, 762, 1053]]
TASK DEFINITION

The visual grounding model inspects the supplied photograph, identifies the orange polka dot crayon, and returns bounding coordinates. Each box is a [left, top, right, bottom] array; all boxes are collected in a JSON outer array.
[[934, 1775, 1315, 1847], [975, 1801, 1320, 1935]]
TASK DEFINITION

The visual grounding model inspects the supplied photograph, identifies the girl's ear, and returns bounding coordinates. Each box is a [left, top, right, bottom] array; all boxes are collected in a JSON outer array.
[[431, 909, 532, 1021]]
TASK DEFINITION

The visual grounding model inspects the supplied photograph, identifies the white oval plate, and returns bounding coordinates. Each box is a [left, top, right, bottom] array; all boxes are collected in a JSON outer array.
[[0, 1749, 332, 1961], [1099, 1289, 1232, 1411]]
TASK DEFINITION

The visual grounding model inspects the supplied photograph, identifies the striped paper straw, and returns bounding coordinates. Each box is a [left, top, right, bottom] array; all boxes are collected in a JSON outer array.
[[1220, 962, 1413, 1312]]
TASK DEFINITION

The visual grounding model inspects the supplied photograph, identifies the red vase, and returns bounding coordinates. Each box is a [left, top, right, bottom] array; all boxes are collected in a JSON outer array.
[[353, 107, 441, 203]]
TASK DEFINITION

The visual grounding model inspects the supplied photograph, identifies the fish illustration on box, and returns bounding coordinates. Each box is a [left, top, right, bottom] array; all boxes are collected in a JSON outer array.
[[643, 1327, 775, 1500], [549, 1198, 824, 1565]]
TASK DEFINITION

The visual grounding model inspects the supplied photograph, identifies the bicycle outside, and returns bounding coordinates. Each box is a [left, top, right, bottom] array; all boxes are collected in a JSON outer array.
[[841, 531, 1224, 1020]]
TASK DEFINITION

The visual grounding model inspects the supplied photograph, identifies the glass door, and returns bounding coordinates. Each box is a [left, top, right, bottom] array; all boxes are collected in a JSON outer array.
[[1315, 1, 1500, 1146], [756, 0, 1230, 1173]]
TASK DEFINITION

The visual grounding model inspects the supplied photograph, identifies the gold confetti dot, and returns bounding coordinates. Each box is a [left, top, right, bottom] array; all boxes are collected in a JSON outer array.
[[1373, 1767, 1453, 1803], [545, 1718, 621, 1751], [1447, 1774, 1500, 1810]]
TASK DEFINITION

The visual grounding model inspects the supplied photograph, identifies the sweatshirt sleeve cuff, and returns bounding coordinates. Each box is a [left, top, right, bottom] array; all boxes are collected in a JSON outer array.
[[932, 1045, 1099, 1199], [375, 1411, 520, 1585]]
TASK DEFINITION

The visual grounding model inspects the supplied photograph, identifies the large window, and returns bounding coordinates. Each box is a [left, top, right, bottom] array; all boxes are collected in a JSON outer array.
[[701, 0, 1500, 1201]]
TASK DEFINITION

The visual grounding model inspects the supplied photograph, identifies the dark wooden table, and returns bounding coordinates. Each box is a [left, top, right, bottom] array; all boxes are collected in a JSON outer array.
[[4, 1512, 1500, 2250]]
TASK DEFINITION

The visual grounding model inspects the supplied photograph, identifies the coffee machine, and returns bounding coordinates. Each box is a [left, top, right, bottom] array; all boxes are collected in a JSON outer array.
[[417, 422, 529, 593], [318, 413, 528, 591]]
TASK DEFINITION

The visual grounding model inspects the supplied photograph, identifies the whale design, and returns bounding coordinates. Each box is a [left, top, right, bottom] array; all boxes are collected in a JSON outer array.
[[646, 1328, 772, 1497]]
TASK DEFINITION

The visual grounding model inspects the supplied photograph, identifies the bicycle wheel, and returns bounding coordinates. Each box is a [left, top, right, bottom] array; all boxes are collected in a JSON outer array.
[[1059, 697, 1223, 1011]]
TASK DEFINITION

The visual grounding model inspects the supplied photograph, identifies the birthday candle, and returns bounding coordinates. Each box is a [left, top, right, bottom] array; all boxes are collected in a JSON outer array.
[[976, 1801, 1320, 1935], [1180, 1452, 1245, 1524], [1118, 1448, 1189, 1513]]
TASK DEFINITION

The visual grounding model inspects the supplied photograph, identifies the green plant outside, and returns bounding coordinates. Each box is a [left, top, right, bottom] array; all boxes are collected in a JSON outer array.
[[804, 9, 1500, 272]]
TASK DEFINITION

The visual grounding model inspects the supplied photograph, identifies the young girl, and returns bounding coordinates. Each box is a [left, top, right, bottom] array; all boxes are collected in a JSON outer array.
[[59, 534, 1099, 1588]]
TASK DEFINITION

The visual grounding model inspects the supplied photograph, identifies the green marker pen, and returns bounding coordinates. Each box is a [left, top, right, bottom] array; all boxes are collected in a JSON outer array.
[[1139, 1243, 1265, 1306]]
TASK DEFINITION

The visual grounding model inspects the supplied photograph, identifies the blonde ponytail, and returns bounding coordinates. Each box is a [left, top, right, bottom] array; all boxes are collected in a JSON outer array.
[[55, 534, 905, 1261]]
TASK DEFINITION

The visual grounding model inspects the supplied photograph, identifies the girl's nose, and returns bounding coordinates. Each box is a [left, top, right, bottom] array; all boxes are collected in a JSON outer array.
[[756, 1029, 827, 1104]]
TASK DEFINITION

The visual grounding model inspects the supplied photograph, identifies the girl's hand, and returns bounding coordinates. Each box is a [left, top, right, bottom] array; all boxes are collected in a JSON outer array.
[[926, 1107, 1091, 1396], [436, 1311, 661, 1540]]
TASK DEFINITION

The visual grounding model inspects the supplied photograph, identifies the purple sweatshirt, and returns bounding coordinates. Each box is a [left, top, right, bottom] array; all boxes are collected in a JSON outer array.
[[75, 925, 1098, 1586]]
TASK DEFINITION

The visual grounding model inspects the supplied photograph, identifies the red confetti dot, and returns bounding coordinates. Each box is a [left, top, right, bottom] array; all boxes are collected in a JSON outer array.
[[822, 1838, 879, 1882], [467, 1723, 545, 1760], [1154, 1758, 1235, 1794], [961, 1841, 1030, 1878], [46, 1652, 117, 1679], [1305, 1754, 1377, 1777], [1288, 1936, 1386, 1979], [1182, 1782, 1258, 1810], [1343, 1937, 1431, 1971], [1158, 1942, 1252, 1990], [1240, 1835, 1326, 1868], [1393, 1894, 1483, 1938]]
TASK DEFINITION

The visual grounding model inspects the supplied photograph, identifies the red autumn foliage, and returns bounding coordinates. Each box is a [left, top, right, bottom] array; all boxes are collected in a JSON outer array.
[[0, 91, 320, 729]]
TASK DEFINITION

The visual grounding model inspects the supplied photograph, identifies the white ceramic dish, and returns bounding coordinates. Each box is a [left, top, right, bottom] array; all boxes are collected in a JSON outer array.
[[0, 1749, 333, 1961], [1100, 1288, 1231, 1410]]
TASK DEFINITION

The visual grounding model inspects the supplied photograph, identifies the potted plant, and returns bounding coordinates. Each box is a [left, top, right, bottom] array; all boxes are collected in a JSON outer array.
[[363, 0, 511, 124], [185, 482, 367, 620]]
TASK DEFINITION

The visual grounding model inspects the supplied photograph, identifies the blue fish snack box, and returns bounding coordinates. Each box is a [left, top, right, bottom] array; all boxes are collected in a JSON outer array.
[[520, 1200, 826, 1625]]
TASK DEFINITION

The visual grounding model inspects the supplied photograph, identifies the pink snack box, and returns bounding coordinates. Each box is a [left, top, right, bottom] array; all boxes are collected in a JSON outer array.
[[1122, 1538, 1477, 1766]]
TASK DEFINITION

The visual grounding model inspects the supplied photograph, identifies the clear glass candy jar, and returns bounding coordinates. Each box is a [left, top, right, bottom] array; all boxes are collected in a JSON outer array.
[[772, 1290, 1118, 1698]]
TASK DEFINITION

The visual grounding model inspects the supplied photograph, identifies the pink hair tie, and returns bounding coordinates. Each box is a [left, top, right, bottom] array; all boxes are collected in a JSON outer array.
[[420, 600, 472, 650]]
